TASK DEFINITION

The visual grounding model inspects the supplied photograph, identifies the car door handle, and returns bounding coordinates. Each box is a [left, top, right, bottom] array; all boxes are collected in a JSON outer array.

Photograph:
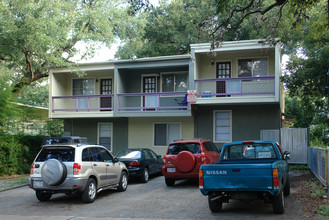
[[232, 169, 240, 172], [93, 164, 97, 166], [106, 164, 109, 167]]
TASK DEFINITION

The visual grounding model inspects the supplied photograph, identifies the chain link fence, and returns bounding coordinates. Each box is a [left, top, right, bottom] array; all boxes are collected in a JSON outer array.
[[308, 147, 329, 188]]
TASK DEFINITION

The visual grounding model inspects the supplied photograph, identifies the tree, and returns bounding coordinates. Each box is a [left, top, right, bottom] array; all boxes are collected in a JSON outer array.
[[116, 0, 217, 59], [0, 65, 18, 132], [0, 0, 145, 94]]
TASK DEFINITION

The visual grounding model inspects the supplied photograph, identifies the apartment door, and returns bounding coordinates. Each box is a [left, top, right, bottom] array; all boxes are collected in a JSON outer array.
[[216, 62, 231, 97], [143, 76, 158, 109], [100, 79, 112, 111]]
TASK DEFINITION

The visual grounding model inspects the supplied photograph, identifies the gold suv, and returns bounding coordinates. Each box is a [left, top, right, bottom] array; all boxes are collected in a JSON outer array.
[[29, 137, 128, 203]]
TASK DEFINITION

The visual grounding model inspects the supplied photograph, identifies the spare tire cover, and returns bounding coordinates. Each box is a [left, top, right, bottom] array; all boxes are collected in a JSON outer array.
[[41, 159, 67, 186], [176, 151, 196, 173]]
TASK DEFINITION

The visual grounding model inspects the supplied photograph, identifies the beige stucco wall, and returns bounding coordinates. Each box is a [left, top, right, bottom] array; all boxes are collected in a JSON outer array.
[[128, 117, 194, 156]]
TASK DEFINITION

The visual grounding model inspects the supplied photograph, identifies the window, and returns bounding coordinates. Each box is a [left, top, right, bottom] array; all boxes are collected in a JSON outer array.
[[238, 58, 267, 77], [167, 143, 201, 155], [98, 123, 112, 151], [203, 141, 219, 152], [161, 73, 188, 92], [73, 78, 95, 109], [36, 148, 75, 162], [89, 148, 102, 162], [214, 111, 231, 142], [99, 148, 113, 162], [73, 78, 95, 95], [82, 148, 92, 161], [154, 123, 180, 146], [222, 143, 277, 160]]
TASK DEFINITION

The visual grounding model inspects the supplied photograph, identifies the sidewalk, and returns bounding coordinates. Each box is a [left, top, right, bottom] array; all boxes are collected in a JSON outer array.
[[0, 174, 29, 192]]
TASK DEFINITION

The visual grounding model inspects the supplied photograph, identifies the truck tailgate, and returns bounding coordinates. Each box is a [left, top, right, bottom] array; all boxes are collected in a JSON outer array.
[[203, 163, 273, 191]]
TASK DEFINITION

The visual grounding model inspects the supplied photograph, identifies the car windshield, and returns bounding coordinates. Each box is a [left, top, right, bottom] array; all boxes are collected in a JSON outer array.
[[117, 150, 141, 159], [167, 143, 201, 155], [36, 147, 75, 162], [222, 143, 277, 160]]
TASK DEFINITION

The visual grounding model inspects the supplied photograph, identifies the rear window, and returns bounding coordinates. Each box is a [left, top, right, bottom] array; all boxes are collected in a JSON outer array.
[[222, 143, 277, 160], [167, 143, 201, 155], [117, 150, 141, 159], [36, 148, 75, 162], [203, 141, 219, 152]]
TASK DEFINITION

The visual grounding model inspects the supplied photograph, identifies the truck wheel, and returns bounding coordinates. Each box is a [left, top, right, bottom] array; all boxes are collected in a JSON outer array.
[[284, 178, 290, 196], [36, 191, 52, 201], [273, 191, 284, 214], [81, 178, 97, 203], [165, 178, 175, 186], [140, 168, 149, 183], [117, 171, 128, 192], [208, 194, 222, 212]]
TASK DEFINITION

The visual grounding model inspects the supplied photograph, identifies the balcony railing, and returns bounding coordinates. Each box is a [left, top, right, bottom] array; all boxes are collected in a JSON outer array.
[[52, 94, 114, 112], [194, 76, 275, 98], [117, 92, 188, 111]]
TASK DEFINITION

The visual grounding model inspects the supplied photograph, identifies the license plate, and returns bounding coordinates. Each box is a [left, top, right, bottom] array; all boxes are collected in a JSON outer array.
[[33, 180, 43, 188], [167, 168, 176, 173]]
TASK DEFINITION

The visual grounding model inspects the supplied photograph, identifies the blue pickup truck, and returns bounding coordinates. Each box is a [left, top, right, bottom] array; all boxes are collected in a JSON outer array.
[[199, 141, 290, 214]]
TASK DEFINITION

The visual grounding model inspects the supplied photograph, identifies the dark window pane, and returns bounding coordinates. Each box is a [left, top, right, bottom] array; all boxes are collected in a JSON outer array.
[[154, 124, 167, 146], [36, 148, 75, 162], [82, 148, 92, 161]]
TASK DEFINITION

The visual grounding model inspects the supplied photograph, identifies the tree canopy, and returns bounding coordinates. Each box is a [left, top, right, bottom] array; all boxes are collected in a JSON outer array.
[[0, 0, 145, 93]]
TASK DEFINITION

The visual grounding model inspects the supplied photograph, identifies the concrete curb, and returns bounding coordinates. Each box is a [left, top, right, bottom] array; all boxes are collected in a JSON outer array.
[[0, 183, 28, 193]]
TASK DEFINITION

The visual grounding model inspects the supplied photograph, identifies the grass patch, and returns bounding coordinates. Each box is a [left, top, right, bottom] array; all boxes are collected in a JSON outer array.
[[289, 164, 309, 170], [0, 175, 28, 190], [318, 205, 329, 217]]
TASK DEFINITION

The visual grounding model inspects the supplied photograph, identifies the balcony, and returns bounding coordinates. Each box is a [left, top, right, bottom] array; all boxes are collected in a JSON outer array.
[[51, 92, 191, 118], [194, 76, 276, 104], [51, 94, 114, 118], [116, 92, 190, 117]]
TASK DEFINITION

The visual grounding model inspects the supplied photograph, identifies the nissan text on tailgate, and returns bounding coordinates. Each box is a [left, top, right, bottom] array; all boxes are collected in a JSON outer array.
[[199, 141, 290, 214]]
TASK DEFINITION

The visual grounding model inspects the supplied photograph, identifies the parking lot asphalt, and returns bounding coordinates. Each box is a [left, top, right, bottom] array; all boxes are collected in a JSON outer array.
[[0, 173, 313, 220]]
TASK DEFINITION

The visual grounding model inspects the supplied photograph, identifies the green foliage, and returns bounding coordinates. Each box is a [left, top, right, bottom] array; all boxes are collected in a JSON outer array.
[[17, 80, 48, 107], [289, 164, 309, 170], [116, 0, 216, 59], [44, 120, 64, 137], [0, 135, 46, 176], [0, 0, 144, 92], [0, 65, 18, 132], [0, 135, 25, 175], [16, 135, 45, 166], [318, 205, 329, 217]]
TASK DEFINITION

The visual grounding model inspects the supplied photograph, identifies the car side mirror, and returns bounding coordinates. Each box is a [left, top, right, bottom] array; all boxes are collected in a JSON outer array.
[[157, 155, 161, 158], [113, 157, 119, 163], [283, 151, 290, 160]]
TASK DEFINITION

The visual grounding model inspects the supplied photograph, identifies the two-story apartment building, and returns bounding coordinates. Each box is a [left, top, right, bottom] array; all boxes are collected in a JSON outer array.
[[49, 39, 284, 156]]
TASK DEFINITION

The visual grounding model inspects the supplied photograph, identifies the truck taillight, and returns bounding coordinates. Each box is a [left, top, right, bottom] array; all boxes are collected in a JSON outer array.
[[73, 163, 81, 175], [30, 163, 34, 175], [272, 168, 279, 189], [199, 169, 204, 189]]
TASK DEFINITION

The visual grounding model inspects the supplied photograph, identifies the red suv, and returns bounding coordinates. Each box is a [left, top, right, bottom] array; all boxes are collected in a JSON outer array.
[[162, 139, 220, 186]]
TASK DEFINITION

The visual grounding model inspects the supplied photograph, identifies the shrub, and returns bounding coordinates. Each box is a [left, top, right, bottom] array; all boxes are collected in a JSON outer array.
[[0, 135, 24, 175]]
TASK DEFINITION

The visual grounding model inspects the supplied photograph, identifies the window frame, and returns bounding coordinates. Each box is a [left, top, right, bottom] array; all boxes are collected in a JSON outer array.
[[97, 122, 113, 151], [160, 71, 188, 93], [213, 110, 232, 143], [237, 57, 269, 78], [153, 122, 182, 147], [72, 78, 95, 96]]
